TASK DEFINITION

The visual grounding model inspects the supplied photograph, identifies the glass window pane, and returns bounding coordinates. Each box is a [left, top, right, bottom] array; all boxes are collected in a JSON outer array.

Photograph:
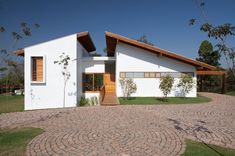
[[126, 72, 134, 78], [83, 74, 93, 92], [134, 72, 144, 78], [170, 72, 181, 78], [94, 74, 103, 91], [144, 73, 149, 78], [161, 72, 169, 77], [155, 73, 160, 77], [149, 73, 155, 78], [120, 72, 125, 78]]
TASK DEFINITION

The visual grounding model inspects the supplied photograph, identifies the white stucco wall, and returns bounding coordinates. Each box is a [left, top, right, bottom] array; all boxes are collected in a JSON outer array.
[[24, 34, 80, 110], [82, 60, 105, 73], [115, 42, 197, 97]]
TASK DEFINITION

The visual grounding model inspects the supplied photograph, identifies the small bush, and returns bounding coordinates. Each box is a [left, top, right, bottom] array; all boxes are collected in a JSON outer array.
[[119, 78, 137, 100], [159, 75, 174, 99], [177, 74, 195, 97], [79, 96, 99, 106], [79, 96, 89, 106]]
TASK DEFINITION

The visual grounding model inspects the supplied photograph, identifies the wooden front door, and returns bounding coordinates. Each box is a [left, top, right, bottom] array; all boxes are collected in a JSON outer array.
[[104, 73, 115, 93]]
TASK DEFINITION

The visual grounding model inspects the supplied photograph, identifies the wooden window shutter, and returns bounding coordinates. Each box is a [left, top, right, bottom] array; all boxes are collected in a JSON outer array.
[[32, 57, 43, 81]]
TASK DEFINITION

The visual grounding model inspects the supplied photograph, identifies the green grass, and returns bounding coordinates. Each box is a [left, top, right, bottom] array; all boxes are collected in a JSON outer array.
[[0, 95, 24, 114], [119, 96, 211, 105], [0, 127, 44, 156], [182, 139, 235, 156], [226, 91, 235, 96]]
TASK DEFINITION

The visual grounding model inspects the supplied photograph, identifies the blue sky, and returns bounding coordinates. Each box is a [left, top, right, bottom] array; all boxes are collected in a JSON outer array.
[[1, 0, 235, 67]]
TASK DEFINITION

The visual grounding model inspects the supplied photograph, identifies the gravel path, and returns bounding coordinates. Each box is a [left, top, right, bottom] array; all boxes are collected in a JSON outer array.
[[0, 92, 234, 156]]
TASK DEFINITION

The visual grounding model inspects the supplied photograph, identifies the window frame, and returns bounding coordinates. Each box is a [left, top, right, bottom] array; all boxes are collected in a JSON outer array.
[[82, 73, 104, 93], [120, 72, 126, 78], [30, 55, 46, 84], [119, 71, 194, 79]]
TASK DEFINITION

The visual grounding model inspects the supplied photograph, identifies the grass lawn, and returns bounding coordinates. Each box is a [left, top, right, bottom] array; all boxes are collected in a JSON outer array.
[[0, 128, 44, 156], [182, 139, 235, 156], [119, 96, 211, 105], [226, 91, 235, 96], [0, 95, 24, 114]]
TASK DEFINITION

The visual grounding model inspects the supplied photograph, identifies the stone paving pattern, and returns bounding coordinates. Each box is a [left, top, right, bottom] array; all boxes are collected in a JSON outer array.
[[0, 92, 235, 156]]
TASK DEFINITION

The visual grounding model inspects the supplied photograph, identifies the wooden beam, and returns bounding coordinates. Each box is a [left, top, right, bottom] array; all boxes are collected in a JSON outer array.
[[15, 49, 24, 56], [197, 70, 226, 75]]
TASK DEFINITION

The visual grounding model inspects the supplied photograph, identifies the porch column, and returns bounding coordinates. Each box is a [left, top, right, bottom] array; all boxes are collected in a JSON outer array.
[[222, 73, 227, 94], [199, 75, 203, 92]]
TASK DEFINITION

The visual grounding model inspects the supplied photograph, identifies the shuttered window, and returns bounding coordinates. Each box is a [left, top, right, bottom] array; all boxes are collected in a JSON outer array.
[[32, 57, 43, 82]]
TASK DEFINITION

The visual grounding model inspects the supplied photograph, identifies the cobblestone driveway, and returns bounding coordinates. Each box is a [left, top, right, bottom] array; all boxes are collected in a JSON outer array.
[[0, 93, 235, 156]]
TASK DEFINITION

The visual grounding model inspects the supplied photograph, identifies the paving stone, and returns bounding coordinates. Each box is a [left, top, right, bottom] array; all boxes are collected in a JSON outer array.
[[0, 92, 234, 155]]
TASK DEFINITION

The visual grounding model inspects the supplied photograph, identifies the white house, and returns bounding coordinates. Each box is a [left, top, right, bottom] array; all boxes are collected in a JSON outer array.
[[16, 31, 217, 110]]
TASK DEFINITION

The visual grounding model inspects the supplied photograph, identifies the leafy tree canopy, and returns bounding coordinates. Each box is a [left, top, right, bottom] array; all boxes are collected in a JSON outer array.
[[196, 40, 221, 67], [189, 1, 235, 78]]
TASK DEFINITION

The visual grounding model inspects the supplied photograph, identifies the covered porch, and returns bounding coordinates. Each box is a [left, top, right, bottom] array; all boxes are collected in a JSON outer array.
[[197, 70, 227, 94], [81, 56, 119, 105]]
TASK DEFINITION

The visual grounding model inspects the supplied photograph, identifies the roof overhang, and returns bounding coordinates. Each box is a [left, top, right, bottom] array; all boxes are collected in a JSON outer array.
[[77, 31, 96, 52], [15, 49, 24, 56], [105, 31, 217, 70], [15, 31, 96, 57]]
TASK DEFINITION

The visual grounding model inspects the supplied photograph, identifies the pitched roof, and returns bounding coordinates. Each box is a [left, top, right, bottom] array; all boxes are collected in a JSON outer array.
[[105, 31, 216, 70], [77, 31, 96, 52], [15, 31, 96, 56]]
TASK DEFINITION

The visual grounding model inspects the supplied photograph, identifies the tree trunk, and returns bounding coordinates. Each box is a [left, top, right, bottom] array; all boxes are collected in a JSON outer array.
[[63, 81, 66, 108]]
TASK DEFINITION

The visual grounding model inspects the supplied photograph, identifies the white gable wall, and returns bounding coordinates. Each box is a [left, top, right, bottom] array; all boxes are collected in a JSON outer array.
[[24, 34, 79, 110], [115, 42, 197, 97]]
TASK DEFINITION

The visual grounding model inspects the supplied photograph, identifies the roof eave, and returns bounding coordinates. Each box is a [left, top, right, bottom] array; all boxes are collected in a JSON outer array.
[[15, 49, 24, 56], [77, 31, 96, 52], [105, 31, 217, 70]]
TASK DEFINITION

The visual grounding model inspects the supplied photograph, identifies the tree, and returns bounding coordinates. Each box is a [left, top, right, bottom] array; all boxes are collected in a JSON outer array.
[[0, 22, 40, 94], [0, 22, 40, 54], [177, 74, 195, 97], [54, 53, 71, 107], [137, 35, 154, 46], [196, 40, 221, 92], [119, 78, 137, 99], [196, 40, 220, 66], [190, 1, 235, 79], [103, 48, 107, 53], [159, 75, 174, 99]]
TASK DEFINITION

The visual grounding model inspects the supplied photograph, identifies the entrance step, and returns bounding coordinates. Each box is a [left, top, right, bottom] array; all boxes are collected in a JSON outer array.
[[101, 92, 119, 106]]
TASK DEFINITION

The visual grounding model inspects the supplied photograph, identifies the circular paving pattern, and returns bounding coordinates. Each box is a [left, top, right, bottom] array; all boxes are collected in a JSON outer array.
[[0, 92, 235, 156], [27, 126, 183, 156]]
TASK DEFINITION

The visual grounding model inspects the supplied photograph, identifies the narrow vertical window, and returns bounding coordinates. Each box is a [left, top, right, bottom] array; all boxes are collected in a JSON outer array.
[[32, 57, 43, 82]]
